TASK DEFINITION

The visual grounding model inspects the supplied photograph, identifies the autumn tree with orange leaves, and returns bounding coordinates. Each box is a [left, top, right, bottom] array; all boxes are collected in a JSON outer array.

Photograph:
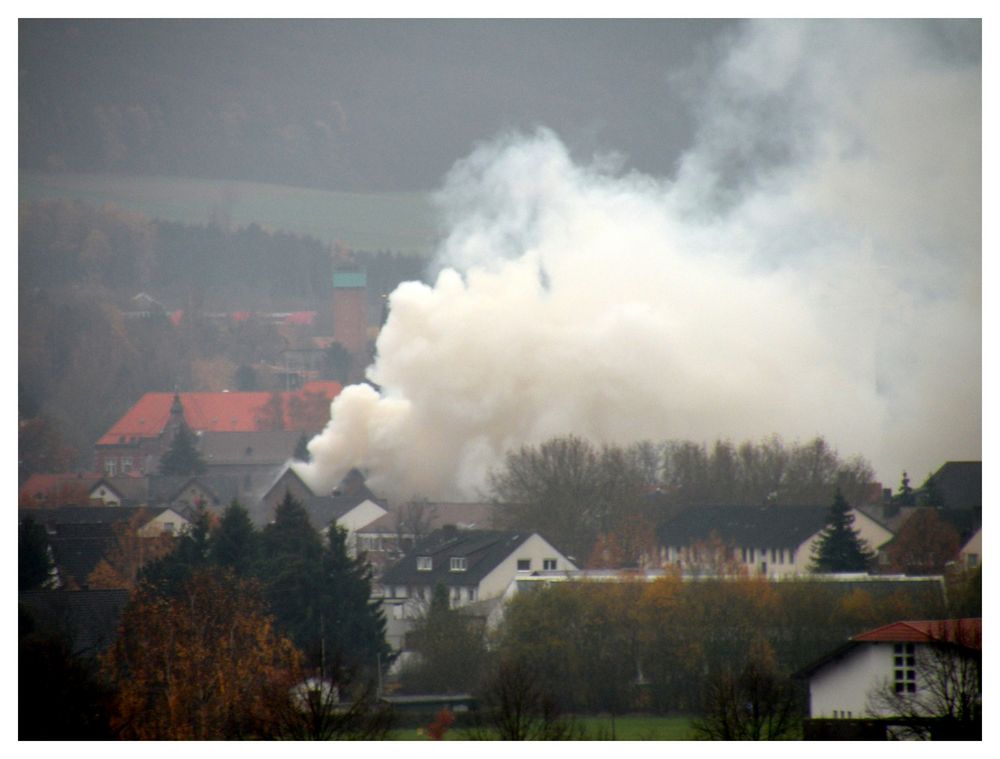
[[885, 508, 961, 575], [105, 568, 301, 739]]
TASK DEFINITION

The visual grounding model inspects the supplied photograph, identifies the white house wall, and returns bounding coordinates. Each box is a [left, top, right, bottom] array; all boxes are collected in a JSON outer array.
[[137, 509, 189, 537], [477, 534, 577, 600], [337, 499, 388, 534], [809, 643, 891, 718], [959, 529, 981, 569]]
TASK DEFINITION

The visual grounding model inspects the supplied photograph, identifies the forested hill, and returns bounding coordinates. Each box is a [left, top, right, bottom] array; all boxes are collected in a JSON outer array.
[[19, 173, 438, 254], [19, 198, 430, 309]]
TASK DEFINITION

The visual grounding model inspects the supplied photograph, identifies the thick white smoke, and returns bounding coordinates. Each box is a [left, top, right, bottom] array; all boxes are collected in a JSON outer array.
[[297, 20, 980, 499]]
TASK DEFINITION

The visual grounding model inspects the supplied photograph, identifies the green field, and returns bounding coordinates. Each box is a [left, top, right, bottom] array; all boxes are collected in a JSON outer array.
[[19, 172, 439, 254], [387, 714, 696, 741]]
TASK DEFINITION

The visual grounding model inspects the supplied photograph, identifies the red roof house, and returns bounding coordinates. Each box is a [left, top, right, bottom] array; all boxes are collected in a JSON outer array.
[[94, 382, 341, 478]]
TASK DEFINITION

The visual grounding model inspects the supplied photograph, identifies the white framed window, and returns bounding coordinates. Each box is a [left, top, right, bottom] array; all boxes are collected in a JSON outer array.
[[450, 556, 467, 572], [105, 458, 117, 477], [417, 556, 432, 571], [894, 643, 917, 693], [121, 457, 133, 473], [517, 559, 531, 571], [469, 587, 477, 602], [543, 558, 557, 570]]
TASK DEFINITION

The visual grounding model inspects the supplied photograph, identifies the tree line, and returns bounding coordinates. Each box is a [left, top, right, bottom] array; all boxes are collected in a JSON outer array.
[[20, 198, 427, 307], [489, 434, 876, 566]]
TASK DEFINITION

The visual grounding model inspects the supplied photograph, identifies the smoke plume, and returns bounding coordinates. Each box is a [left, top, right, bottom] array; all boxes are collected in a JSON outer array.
[[297, 20, 981, 499]]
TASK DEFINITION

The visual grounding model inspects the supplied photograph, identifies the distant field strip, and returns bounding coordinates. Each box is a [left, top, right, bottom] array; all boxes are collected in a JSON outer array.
[[19, 173, 440, 254]]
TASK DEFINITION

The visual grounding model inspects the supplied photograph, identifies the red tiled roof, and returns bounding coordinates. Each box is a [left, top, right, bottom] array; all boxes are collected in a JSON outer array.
[[20, 472, 102, 501], [853, 619, 981, 648], [96, 384, 342, 446]]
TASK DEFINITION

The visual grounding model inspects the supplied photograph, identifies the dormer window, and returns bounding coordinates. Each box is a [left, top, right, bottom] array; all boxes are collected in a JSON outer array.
[[450, 557, 467, 572], [417, 556, 432, 571]]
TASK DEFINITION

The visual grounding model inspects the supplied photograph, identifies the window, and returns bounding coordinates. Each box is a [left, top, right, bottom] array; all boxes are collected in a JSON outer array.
[[105, 458, 117, 477], [417, 556, 432, 571], [543, 559, 557, 571], [469, 587, 477, 602], [450, 557, 467, 572], [517, 559, 531, 571], [163, 522, 175, 535], [967, 553, 979, 569], [121, 457, 133, 474], [894, 643, 917, 693]]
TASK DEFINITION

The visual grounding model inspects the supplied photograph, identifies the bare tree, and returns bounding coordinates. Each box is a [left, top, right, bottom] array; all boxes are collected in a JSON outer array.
[[394, 498, 436, 554], [465, 658, 582, 740], [692, 639, 801, 740], [866, 620, 981, 740]]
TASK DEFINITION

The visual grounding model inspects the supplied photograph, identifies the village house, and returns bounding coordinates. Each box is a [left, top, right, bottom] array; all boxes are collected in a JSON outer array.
[[258, 466, 388, 550], [656, 503, 894, 578], [92, 381, 340, 508], [797, 618, 981, 739], [377, 528, 576, 651], [354, 501, 495, 574]]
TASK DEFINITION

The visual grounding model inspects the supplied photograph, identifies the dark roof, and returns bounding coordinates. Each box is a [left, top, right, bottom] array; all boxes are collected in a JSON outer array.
[[263, 466, 315, 500], [381, 529, 534, 588], [304, 494, 385, 531], [90, 476, 151, 505], [48, 534, 115, 588], [657, 504, 830, 549], [930, 461, 981, 510], [19, 589, 130, 656], [21, 505, 169, 527], [147, 475, 240, 507], [199, 430, 302, 465]]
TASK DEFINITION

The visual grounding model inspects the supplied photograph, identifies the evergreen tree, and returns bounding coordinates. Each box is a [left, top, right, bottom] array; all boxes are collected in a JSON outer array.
[[257, 492, 390, 683], [140, 506, 212, 595], [158, 423, 207, 476], [811, 489, 874, 573], [894, 471, 916, 506], [209, 499, 259, 575], [19, 517, 55, 591], [319, 525, 393, 683]]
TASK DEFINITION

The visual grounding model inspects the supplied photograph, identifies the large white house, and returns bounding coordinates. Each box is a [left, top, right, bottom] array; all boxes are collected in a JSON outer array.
[[376, 528, 576, 651], [656, 503, 894, 578], [798, 618, 981, 732]]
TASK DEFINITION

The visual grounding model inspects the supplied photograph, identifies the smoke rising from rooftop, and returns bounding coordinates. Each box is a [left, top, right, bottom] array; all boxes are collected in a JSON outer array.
[[296, 20, 980, 498]]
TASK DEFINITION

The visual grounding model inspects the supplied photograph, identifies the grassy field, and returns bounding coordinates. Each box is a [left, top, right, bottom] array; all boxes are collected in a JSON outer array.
[[386, 714, 696, 741], [19, 172, 439, 254]]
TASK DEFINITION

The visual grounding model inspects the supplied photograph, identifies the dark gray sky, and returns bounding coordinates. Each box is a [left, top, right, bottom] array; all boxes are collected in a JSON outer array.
[[19, 19, 737, 191]]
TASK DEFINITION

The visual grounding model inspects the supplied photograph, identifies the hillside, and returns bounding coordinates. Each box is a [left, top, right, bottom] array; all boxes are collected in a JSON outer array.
[[19, 172, 439, 255]]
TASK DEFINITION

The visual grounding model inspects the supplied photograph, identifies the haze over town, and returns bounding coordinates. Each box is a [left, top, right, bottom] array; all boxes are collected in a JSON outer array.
[[18, 17, 982, 741]]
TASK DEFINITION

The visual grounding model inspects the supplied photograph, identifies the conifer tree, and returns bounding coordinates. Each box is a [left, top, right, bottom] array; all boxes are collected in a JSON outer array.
[[158, 423, 207, 476], [209, 500, 259, 575], [319, 525, 392, 683], [811, 489, 874, 573], [258, 493, 390, 683]]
